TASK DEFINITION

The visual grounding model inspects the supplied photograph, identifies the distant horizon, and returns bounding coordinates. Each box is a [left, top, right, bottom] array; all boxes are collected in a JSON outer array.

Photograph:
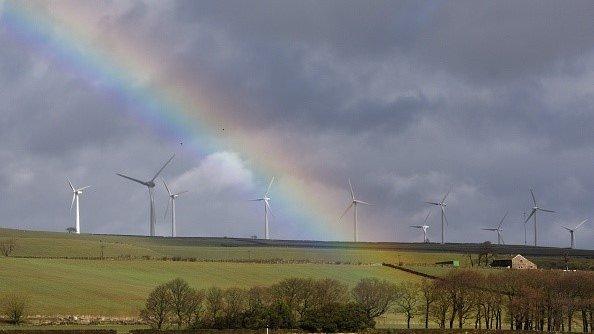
[[3, 226, 593, 253]]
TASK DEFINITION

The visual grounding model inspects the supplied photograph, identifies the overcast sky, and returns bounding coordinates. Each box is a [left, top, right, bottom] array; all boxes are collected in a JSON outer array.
[[1, 0, 593, 248]]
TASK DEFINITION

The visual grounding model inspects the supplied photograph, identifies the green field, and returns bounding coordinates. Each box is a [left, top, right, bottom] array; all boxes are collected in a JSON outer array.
[[1, 228, 588, 319], [0, 228, 468, 265], [0, 257, 423, 316]]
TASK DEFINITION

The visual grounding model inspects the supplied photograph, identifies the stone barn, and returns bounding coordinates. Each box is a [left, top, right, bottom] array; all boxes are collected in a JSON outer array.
[[491, 254, 537, 269]]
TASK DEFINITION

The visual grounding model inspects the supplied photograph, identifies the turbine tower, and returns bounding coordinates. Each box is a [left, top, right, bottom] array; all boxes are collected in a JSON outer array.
[[163, 179, 188, 238], [67, 178, 90, 234], [339, 179, 371, 242], [561, 219, 588, 249], [523, 189, 554, 246], [251, 177, 275, 240], [116, 154, 175, 236], [482, 210, 508, 245], [410, 211, 431, 243], [521, 211, 528, 245], [425, 189, 451, 244]]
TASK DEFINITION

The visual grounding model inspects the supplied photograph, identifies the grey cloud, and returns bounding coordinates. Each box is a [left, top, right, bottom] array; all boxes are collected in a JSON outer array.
[[0, 0, 593, 247]]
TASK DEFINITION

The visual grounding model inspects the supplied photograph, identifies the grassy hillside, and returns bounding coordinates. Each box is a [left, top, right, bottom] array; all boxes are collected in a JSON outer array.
[[1, 228, 591, 317], [0, 257, 421, 315], [0, 228, 469, 265]]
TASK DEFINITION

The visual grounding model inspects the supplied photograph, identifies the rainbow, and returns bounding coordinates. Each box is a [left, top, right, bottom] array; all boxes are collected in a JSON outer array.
[[1, 2, 354, 240]]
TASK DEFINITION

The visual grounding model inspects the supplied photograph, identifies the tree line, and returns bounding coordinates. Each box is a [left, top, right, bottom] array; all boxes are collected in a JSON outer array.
[[142, 269, 594, 332]]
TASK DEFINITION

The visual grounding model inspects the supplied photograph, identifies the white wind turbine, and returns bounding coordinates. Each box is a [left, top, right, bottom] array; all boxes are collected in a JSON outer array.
[[339, 179, 371, 242], [560, 219, 588, 249], [116, 154, 175, 236], [521, 211, 528, 245], [163, 179, 188, 238], [410, 211, 431, 243], [425, 189, 451, 244], [482, 210, 508, 245], [67, 178, 90, 234], [523, 189, 555, 246], [251, 177, 275, 240]]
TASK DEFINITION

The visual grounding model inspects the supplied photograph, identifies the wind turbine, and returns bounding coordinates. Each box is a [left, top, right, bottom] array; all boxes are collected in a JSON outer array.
[[425, 189, 451, 244], [410, 211, 431, 243], [523, 189, 554, 246], [251, 177, 275, 240], [339, 179, 371, 242], [163, 179, 188, 238], [67, 178, 90, 234], [521, 211, 528, 245], [116, 154, 175, 236], [560, 219, 588, 249], [482, 210, 508, 245]]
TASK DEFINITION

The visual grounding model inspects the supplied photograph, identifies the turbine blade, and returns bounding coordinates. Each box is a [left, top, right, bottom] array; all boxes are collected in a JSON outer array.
[[498, 210, 509, 229], [265, 176, 275, 196], [410, 225, 423, 228], [425, 202, 440, 206], [162, 178, 172, 196], [151, 154, 175, 182], [265, 200, 274, 219], [500, 234, 505, 245], [250, 198, 264, 201], [442, 207, 449, 226], [561, 226, 572, 231], [524, 209, 536, 224], [339, 202, 354, 221], [441, 188, 451, 204], [348, 179, 355, 200], [116, 173, 148, 186], [355, 200, 372, 205], [574, 219, 588, 230], [67, 178, 75, 191], [530, 189, 537, 206], [424, 210, 432, 224], [538, 208, 555, 213], [70, 194, 75, 212], [77, 186, 91, 191], [174, 190, 189, 196], [164, 199, 170, 221]]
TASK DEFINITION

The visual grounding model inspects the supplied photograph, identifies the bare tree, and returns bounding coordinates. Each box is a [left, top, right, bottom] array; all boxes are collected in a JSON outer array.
[[140, 283, 172, 329], [166, 278, 202, 329], [271, 277, 314, 320], [395, 283, 420, 328], [430, 280, 450, 329], [352, 277, 400, 319], [0, 238, 16, 257], [418, 280, 436, 329], [310, 278, 349, 310], [1, 293, 28, 325]]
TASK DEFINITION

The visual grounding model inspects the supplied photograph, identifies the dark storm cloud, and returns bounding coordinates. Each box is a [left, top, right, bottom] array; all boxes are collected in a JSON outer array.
[[416, 0, 594, 82], [0, 0, 593, 247]]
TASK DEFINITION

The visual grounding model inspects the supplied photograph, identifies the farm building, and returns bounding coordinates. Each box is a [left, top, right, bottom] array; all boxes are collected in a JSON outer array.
[[491, 254, 537, 269]]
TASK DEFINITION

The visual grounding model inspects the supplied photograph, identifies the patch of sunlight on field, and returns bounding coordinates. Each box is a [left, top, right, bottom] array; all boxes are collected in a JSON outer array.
[[0, 257, 421, 316]]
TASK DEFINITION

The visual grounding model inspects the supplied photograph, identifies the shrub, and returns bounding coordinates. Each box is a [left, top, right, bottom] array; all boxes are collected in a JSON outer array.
[[300, 302, 374, 332], [1, 293, 28, 325]]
